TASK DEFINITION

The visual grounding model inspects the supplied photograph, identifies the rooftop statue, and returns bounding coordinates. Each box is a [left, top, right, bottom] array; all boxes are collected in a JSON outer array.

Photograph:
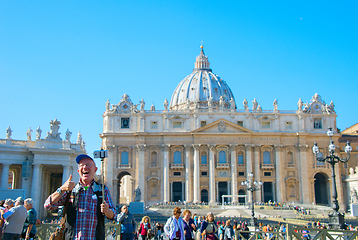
[[6, 126, 12, 139], [26, 127, 33, 141], [36, 127, 42, 140]]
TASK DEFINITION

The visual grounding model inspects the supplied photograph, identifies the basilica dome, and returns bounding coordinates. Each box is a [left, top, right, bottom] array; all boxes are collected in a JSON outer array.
[[170, 46, 236, 110]]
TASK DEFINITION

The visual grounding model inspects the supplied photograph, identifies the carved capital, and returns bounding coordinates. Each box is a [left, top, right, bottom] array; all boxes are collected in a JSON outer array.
[[136, 144, 146, 151], [253, 145, 261, 151], [162, 144, 170, 151], [298, 145, 309, 152], [229, 144, 238, 150], [274, 145, 284, 151], [184, 145, 192, 151], [107, 145, 116, 150], [245, 144, 253, 151], [192, 144, 201, 150], [208, 144, 216, 151]]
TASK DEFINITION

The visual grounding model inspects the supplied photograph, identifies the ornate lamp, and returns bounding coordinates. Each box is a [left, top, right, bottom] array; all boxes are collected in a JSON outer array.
[[312, 128, 352, 229], [241, 172, 262, 227]]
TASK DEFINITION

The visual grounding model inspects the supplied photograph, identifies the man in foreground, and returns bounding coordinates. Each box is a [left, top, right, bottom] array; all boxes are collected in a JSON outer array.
[[44, 154, 116, 240]]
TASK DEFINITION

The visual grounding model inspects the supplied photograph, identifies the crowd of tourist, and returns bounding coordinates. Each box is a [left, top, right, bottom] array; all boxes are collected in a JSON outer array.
[[0, 197, 38, 240]]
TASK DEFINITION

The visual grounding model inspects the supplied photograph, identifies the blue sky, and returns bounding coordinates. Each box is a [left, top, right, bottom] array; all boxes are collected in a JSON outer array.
[[1, 1, 357, 168]]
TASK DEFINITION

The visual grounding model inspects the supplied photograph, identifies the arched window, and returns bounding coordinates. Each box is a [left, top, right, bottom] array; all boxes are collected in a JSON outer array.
[[151, 151, 157, 165], [201, 152, 207, 165], [287, 152, 293, 165], [173, 151, 181, 164], [121, 151, 129, 165], [263, 151, 270, 164], [219, 151, 226, 164], [238, 152, 244, 165]]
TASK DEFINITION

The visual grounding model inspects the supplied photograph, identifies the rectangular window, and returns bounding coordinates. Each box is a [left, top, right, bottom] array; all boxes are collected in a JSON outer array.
[[314, 118, 322, 129], [121, 118, 130, 128], [238, 171, 245, 176], [262, 122, 271, 129], [151, 121, 158, 129], [264, 172, 271, 176], [173, 122, 182, 128], [201, 155, 207, 165], [237, 121, 243, 127], [286, 122, 292, 129], [238, 155, 244, 165], [173, 172, 181, 176], [201, 171, 208, 176], [201, 121, 207, 127]]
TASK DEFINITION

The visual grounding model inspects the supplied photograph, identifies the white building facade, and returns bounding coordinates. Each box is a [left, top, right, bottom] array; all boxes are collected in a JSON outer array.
[[99, 47, 346, 208], [0, 119, 85, 218]]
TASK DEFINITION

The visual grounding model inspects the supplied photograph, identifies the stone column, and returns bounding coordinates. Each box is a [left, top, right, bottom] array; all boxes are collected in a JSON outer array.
[[162, 145, 170, 202], [230, 144, 238, 203], [245, 145, 253, 203], [208, 145, 216, 205], [1, 163, 10, 189], [193, 145, 200, 203], [136, 145, 146, 202], [31, 164, 42, 216], [62, 165, 70, 185], [275, 145, 284, 202], [184, 145, 192, 202], [106, 146, 116, 198], [298, 145, 310, 204], [254, 146, 261, 202]]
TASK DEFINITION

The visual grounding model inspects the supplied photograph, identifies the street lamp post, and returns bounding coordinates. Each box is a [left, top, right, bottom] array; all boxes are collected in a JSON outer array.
[[241, 172, 262, 227], [312, 127, 352, 229]]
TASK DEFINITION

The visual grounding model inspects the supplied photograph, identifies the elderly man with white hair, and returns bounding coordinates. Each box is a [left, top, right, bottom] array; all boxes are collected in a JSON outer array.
[[21, 198, 37, 240], [0, 197, 27, 240]]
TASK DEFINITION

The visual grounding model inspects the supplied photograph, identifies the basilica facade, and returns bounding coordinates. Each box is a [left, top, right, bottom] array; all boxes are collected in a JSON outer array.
[[100, 46, 349, 209]]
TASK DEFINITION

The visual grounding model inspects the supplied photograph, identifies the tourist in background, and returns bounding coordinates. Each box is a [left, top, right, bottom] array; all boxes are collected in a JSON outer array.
[[117, 205, 136, 240], [139, 216, 151, 240], [223, 220, 234, 240], [183, 210, 196, 240], [164, 207, 185, 240], [21, 198, 37, 240], [200, 212, 218, 240]]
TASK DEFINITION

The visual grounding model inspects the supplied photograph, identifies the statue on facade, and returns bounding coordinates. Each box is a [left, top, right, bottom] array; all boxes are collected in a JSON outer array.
[[77, 132, 83, 144], [243, 98, 248, 110], [257, 104, 262, 112], [351, 188, 358, 203], [230, 98, 236, 110], [26, 127, 33, 140], [140, 99, 145, 111], [273, 99, 278, 111], [326, 100, 335, 113], [46, 119, 61, 140], [134, 185, 141, 202], [252, 98, 258, 110], [163, 99, 168, 110], [65, 129, 72, 142], [150, 104, 155, 112], [36, 127, 42, 140], [208, 97, 213, 109], [297, 98, 303, 111], [219, 96, 225, 109], [105, 99, 110, 111], [6, 126, 12, 139]]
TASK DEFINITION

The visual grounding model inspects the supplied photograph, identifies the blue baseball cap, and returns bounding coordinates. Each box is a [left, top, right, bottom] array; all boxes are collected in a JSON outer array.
[[76, 154, 94, 164]]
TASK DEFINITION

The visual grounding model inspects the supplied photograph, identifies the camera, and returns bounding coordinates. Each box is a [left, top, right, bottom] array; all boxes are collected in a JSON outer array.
[[93, 150, 108, 159]]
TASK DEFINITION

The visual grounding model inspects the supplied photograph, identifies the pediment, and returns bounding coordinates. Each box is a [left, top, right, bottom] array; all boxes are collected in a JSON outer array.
[[192, 119, 253, 134]]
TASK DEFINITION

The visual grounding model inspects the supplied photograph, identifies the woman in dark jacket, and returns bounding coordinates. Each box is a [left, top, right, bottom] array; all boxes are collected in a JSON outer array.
[[200, 212, 218, 240]]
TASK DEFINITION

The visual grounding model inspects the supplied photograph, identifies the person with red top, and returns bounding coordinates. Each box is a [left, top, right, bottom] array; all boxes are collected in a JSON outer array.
[[139, 216, 151, 240]]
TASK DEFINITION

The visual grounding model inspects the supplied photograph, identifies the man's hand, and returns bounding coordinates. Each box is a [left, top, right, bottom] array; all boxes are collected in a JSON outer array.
[[101, 201, 114, 219], [61, 175, 75, 192]]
